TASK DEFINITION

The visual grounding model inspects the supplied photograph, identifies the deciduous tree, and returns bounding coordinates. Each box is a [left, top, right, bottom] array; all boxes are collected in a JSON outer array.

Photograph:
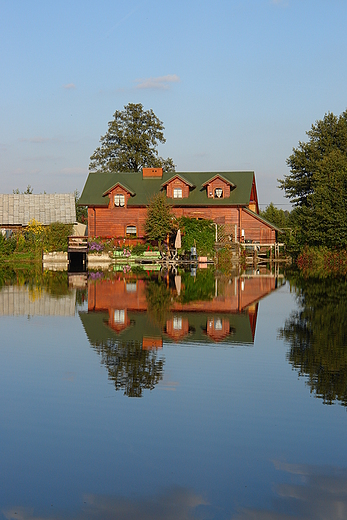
[[89, 103, 175, 173]]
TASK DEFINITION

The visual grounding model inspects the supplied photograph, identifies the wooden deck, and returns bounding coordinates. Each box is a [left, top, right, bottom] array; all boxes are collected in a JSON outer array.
[[68, 236, 88, 253]]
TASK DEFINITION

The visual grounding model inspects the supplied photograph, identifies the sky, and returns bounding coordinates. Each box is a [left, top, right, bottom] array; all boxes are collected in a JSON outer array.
[[0, 0, 346, 208]]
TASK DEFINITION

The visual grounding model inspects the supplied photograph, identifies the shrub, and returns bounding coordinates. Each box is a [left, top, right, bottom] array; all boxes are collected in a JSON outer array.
[[179, 217, 215, 257], [44, 223, 74, 252]]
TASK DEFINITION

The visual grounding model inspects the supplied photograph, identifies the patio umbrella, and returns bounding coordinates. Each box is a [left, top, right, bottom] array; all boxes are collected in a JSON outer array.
[[175, 275, 181, 296], [175, 229, 181, 249]]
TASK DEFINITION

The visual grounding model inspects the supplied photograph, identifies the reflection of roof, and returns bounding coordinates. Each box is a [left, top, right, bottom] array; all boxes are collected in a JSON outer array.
[[78, 171, 255, 207], [79, 310, 255, 347], [0, 193, 76, 226], [0, 286, 76, 316]]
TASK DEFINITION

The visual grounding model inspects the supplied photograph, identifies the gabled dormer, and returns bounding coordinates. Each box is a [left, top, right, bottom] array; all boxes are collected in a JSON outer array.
[[102, 182, 135, 209], [161, 175, 195, 199], [201, 174, 236, 199]]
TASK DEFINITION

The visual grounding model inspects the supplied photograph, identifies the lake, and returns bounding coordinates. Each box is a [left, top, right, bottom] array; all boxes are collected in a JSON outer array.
[[0, 266, 346, 519]]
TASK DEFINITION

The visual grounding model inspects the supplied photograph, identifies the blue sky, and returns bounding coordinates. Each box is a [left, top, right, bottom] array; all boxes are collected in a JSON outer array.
[[0, 0, 346, 208]]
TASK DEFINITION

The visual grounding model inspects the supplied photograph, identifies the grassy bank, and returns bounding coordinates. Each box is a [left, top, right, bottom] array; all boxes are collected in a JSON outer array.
[[297, 246, 347, 277]]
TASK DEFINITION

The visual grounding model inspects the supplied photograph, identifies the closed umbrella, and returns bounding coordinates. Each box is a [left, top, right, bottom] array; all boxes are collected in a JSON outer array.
[[175, 275, 181, 296], [175, 229, 181, 249]]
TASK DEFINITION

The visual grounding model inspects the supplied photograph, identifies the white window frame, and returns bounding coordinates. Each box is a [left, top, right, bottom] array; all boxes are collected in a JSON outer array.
[[126, 225, 137, 235], [173, 316, 182, 330], [114, 194, 125, 207], [114, 309, 125, 324], [173, 188, 183, 199], [214, 188, 223, 199], [214, 318, 223, 330]]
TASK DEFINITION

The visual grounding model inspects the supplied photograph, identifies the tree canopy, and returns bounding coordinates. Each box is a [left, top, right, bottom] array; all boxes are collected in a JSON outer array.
[[279, 110, 347, 248], [89, 103, 175, 173], [145, 192, 175, 244]]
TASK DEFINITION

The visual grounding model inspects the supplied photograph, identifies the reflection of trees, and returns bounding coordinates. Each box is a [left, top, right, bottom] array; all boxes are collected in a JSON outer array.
[[93, 339, 164, 397], [145, 278, 172, 326], [280, 273, 347, 406], [179, 268, 215, 304], [0, 265, 69, 297]]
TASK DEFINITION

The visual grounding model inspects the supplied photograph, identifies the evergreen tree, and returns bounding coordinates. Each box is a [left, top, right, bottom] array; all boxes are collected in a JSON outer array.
[[279, 110, 347, 248], [145, 192, 175, 244]]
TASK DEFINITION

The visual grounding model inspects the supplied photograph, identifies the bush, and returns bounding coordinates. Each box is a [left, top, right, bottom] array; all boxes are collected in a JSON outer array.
[[179, 217, 215, 257], [0, 234, 17, 255], [44, 223, 73, 252], [132, 244, 147, 256]]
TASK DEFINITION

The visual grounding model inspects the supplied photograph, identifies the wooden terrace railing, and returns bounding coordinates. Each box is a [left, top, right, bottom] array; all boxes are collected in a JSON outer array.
[[68, 236, 88, 253]]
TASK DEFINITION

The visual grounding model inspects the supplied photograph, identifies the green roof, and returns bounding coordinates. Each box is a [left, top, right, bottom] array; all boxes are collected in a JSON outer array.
[[78, 171, 255, 207], [79, 310, 255, 346]]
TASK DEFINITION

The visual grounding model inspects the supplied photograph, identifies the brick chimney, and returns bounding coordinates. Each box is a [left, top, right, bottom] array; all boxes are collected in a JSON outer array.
[[142, 167, 163, 178]]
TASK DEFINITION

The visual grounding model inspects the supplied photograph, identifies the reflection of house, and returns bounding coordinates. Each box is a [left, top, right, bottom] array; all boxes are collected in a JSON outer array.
[[0, 286, 76, 316], [83, 273, 279, 347], [78, 169, 279, 243], [165, 316, 190, 341], [108, 308, 131, 332], [205, 317, 234, 342]]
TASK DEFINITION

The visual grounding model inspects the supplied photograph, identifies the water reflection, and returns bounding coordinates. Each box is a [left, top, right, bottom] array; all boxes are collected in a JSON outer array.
[[80, 268, 283, 396], [4, 464, 347, 520], [279, 273, 347, 406], [0, 268, 76, 316], [233, 462, 347, 520], [3, 488, 206, 519]]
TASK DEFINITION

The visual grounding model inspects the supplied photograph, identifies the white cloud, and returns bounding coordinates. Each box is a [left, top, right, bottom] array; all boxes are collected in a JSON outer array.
[[135, 74, 180, 90], [62, 83, 76, 89]]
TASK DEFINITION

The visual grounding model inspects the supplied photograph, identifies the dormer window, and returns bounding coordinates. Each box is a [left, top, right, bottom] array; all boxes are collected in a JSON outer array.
[[114, 309, 125, 324], [202, 175, 235, 199], [114, 194, 125, 207], [162, 175, 195, 199]]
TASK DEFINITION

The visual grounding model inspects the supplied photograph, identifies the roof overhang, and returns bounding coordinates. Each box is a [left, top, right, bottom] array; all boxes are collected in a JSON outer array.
[[102, 182, 135, 197], [201, 174, 236, 189], [161, 174, 195, 189]]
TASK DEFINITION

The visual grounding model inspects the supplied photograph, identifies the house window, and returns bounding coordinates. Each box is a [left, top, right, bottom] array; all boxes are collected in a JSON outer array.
[[173, 317, 182, 330], [214, 188, 223, 198], [173, 188, 183, 198], [114, 309, 125, 324], [114, 194, 125, 207], [214, 318, 223, 330], [126, 282, 137, 292], [126, 225, 136, 235]]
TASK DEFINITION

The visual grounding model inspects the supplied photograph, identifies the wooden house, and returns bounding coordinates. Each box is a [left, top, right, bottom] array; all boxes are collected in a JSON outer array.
[[78, 168, 279, 243]]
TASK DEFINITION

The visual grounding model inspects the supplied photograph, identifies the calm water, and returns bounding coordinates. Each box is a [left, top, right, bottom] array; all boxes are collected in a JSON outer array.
[[0, 267, 346, 519]]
